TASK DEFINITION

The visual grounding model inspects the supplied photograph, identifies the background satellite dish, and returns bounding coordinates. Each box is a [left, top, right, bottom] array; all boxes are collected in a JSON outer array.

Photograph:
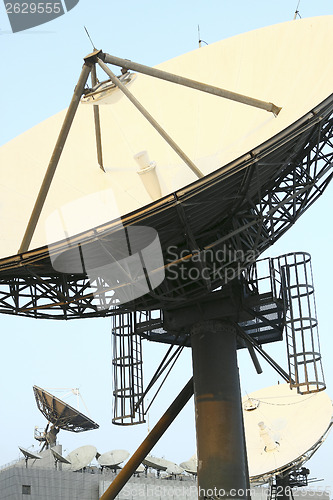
[[142, 455, 168, 471], [142, 455, 183, 475], [97, 449, 130, 467], [50, 447, 71, 468], [19, 447, 41, 460], [63, 445, 97, 471], [18, 446, 42, 468], [165, 462, 184, 475], [242, 383, 333, 483], [180, 456, 197, 475], [135, 464, 145, 474], [33, 385, 99, 433]]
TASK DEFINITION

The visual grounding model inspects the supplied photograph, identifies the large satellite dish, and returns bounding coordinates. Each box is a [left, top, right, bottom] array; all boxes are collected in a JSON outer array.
[[178, 385, 332, 481], [1, 14, 332, 500], [164, 462, 184, 475], [33, 386, 99, 432], [0, 16, 332, 319], [243, 384, 333, 484]]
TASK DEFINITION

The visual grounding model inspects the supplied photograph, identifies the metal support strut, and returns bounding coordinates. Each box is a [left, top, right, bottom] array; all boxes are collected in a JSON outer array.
[[100, 378, 194, 500], [18, 56, 96, 254], [101, 52, 282, 116], [97, 57, 204, 179], [191, 320, 250, 499], [91, 63, 105, 171]]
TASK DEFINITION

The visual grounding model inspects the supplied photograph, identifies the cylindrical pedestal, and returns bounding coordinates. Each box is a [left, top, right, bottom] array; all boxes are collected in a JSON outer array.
[[275, 472, 292, 500], [191, 320, 250, 499]]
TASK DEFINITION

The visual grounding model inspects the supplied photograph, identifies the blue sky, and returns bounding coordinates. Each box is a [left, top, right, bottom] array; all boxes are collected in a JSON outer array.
[[0, 0, 332, 490]]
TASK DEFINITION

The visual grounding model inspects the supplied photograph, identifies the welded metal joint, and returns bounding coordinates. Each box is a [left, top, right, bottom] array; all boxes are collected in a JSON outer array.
[[83, 48, 102, 63]]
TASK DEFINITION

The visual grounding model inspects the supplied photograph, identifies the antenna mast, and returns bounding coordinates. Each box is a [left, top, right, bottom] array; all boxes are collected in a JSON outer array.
[[197, 25, 208, 48], [293, 0, 301, 20], [84, 26, 96, 50]]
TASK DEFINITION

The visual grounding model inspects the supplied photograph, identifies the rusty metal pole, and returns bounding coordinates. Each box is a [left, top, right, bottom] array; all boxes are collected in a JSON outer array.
[[100, 377, 194, 500], [18, 57, 94, 254], [191, 320, 250, 500]]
